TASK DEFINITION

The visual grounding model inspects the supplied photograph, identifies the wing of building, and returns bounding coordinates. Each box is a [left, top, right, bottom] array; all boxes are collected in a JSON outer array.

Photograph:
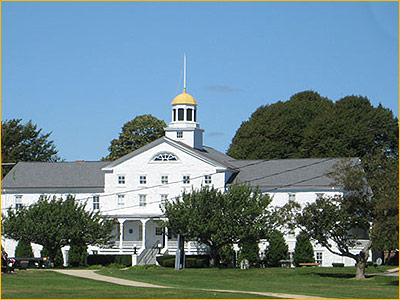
[[1, 83, 365, 267]]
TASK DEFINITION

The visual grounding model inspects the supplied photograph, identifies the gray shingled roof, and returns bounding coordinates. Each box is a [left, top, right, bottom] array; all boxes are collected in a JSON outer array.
[[227, 157, 360, 191], [2, 161, 109, 189]]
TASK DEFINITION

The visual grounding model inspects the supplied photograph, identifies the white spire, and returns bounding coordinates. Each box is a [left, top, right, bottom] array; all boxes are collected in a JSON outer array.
[[183, 53, 187, 93]]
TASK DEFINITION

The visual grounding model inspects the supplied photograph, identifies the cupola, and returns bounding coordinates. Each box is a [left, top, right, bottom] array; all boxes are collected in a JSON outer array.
[[165, 54, 204, 150]]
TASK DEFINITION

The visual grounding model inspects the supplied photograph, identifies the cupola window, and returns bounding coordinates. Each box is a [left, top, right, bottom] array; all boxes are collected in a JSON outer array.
[[178, 108, 184, 121], [173, 109, 176, 121], [187, 108, 193, 121]]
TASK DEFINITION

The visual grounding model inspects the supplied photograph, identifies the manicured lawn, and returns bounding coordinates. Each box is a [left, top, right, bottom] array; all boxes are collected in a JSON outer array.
[[0, 269, 272, 299], [98, 265, 399, 299]]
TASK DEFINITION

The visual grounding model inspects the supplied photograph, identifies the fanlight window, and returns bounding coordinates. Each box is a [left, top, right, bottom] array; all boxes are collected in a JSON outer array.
[[153, 152, 178, 162]]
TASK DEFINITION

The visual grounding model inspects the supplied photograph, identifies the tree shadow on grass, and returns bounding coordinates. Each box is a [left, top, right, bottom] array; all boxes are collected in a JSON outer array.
[[310, 272, 370, 279], [387, 280, 398, 286]]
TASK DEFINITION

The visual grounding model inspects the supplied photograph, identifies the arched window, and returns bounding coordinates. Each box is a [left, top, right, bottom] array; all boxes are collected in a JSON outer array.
[[152, 152, 178, 162], [187, 108, 193, 121], [178, 109, 184, 121]]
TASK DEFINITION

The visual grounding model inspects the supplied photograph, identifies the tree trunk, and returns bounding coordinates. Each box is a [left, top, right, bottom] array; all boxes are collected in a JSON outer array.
[[355, 259, 367, 280], [209, 247, 219, 268], [355, 240, 372, 280]]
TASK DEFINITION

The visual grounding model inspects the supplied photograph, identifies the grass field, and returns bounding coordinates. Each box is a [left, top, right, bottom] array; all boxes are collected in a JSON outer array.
[[98, 265, 398, 299], [0, 269, 272, 299], [1, 266, 398, 299]]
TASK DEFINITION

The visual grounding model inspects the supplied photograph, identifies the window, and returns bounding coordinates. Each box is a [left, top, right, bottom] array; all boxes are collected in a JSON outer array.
[[153, 153, 178, 161], [161, 194, 168, 205], [139, 175, 147, 185], [177, 131, 183, 138], [15, 195, 22, 210], [194, 109, 197, 122], [288, 193, 296, 201], [173, 109, 176, 121], [187, 108, 193, 121], [178, 108, 184, 121], [155, 227, 164, 236], [316, 193, 324, 199], [117, 194, 125, 206], [315, 252, 323, 265], [161, 175, 168, 184], [183, 175, 190, 184], [139, 195, 147, 207], [93, 195, 100, 210], [118, 175, 125, 185], [204, 175, 212, 184]]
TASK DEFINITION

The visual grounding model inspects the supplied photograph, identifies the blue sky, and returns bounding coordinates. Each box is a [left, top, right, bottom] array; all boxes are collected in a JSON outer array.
[[2, 1, 398, 161]]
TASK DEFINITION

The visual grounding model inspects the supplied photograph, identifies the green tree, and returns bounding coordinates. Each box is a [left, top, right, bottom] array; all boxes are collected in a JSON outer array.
[[297, 159, 373, 279], [292, 232, 315, 267], [366, 154, 399, 261], [15, 240, 34, 258], [264, 230, 288, 267], [1, 119, 60, 177], [227, 92, 398, 160], [104, 114, 166, 161], [163, 185, 273, 267], [227, 91, 332, 159], [68, 244, 88, 267], [2, 195, 113, 263]]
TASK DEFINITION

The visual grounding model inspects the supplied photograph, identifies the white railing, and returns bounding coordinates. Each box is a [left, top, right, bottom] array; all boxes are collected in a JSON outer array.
[[114, 241, 142, 249]]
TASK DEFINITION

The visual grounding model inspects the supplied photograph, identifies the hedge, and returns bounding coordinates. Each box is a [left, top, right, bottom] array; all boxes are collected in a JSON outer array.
[[156, 255, 210, 268], [87, 255, 132, 267]]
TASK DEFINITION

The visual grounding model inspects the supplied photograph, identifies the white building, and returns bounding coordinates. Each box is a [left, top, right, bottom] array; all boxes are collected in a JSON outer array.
[[1, 84, 367, 267]]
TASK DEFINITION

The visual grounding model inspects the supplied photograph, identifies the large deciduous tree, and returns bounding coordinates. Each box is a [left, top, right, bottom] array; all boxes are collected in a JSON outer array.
[[104, 114, 166, 161], [1, 119, 60, 177], [2, 195, 113, 264], [227, 92, 398, 160], [163, 185, 274, 267], [297, 159, 373, 279]]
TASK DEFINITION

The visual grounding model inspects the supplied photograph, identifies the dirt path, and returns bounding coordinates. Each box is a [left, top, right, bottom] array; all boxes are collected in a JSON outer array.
[[53, 269, 331, 299]]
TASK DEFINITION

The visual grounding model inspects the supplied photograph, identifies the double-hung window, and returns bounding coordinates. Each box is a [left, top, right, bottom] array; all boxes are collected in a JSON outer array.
[[15, 195, 23, 210], [93, 195, 100, 210], [139, 195, 147, 207], [315, 252, 323, 265], [117, 194, 125, 206]]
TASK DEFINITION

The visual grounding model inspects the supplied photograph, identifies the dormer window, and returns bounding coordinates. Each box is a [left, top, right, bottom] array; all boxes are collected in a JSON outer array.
[[153, 152, 178, 162]]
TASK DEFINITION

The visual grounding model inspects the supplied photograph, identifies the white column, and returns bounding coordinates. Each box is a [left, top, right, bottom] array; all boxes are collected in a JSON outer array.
[[118, 218, 126, 250], [164, 227, 168, 250], [140, 219, 149, 249]]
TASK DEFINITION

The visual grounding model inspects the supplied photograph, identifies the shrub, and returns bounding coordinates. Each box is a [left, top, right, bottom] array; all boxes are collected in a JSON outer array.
[[87, 264, 103, 270], [115, 255, 133, 266], [156, 255, 209, 268], [264, 230, 288, 267], [332, 263, 345, 267], [163, 258, 176, 268], [15, 240, 34, 258], [156, 255, 174, 267], [238, 240, 260, 267], [106, 263, 125, 269], [293, 232, 315, 267], [68, 244, 87, 267]]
